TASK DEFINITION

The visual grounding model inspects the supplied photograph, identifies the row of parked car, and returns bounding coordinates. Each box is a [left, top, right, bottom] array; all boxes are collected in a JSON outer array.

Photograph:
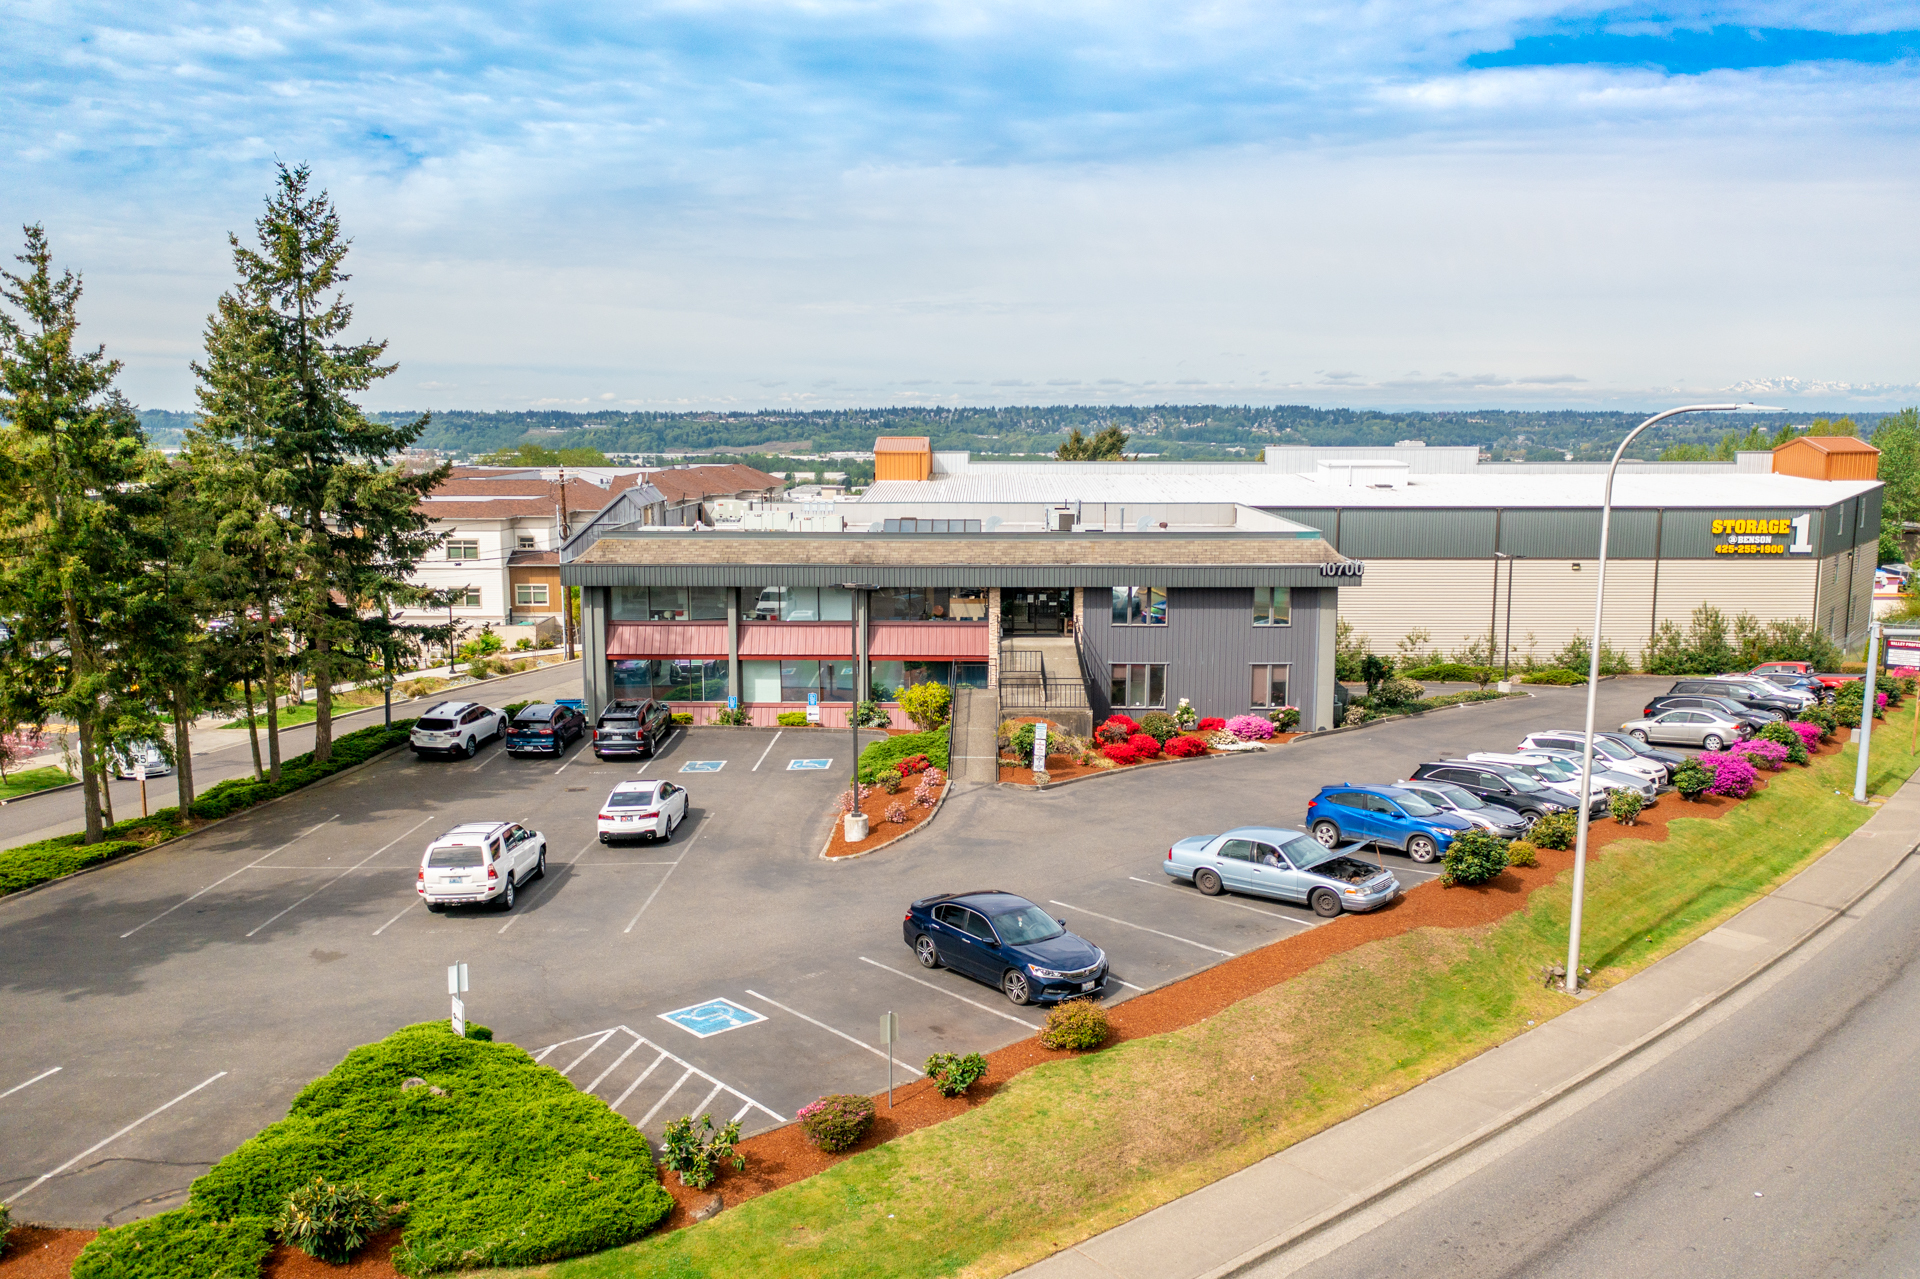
[[407, 697, 676, 761]]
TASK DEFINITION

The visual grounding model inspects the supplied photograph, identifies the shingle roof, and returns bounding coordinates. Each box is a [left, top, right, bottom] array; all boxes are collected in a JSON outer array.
[[642, 464, 784, 505]]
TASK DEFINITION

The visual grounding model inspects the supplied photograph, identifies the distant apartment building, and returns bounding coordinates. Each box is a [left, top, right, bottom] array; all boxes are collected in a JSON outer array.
[[641, 463, 784, 525]]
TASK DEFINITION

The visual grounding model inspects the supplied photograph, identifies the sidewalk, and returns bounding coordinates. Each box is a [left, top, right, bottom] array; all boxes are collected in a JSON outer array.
[[1016, 782, 1920, 1279]]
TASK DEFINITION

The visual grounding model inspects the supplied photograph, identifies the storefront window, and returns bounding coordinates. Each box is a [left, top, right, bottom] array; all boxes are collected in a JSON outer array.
[[870, 588, 988, 622], [1110, 662, 1167, 707], [1252, 587, 1291, 627], [871, 660, 952, 700], [612, 586, 729, 621], [1111, 586, 1167, 625], [1250, 664, 1289, 707], [742, 659, 783, 702], [689, 586, 728, 620], [746, 586, 853, 621], [648, 586, 689, 621]]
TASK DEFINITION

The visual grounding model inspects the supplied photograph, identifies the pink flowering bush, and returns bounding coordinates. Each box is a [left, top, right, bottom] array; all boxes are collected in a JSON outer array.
[[1224, 714, 1275, 740], [1698, 752, 1759, 798], [836, 784, 871, 814], [1732, 739, 1789, 771], [885, 802, 909, 824], [1787, 721, 1823, 751]]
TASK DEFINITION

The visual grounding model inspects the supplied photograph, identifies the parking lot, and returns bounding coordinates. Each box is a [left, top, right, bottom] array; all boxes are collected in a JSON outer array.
[[1, 676, 1670, 1224]]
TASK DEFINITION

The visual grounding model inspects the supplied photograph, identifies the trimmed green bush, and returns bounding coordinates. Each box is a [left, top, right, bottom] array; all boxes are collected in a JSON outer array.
[[1529, 808, 1579, 850], [1758, 720, 1798, 748], [1521, 668, 1588, 686], [797, 1094, 875, 1153], [1796, 704, 1837, 738], [1369, 677, 1427, 710], [1608, 789, 1645, 824], [776, 711, 810, 727], [1673, 758, 1713, 799], [1439, 828, 1510, 886], [72, 1022, 672, 1278], [276, 1177, 400, 1264], [1399, 662, 1497, 685], [876, 768, 903, 794], [670, 712, 694, 725], [858, 728, 950, 783], [1506, 840, 1539, 868], [895, 680, 952, 731], [1039, 1000, 1110, 1052], [463, 1023, 493, 1041], [1136, 711, 1179, 743], [924, 1052, 989, 1099]]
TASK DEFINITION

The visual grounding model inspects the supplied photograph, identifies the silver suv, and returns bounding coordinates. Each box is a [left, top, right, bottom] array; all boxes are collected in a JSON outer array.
[[409, 701, 509, 759]]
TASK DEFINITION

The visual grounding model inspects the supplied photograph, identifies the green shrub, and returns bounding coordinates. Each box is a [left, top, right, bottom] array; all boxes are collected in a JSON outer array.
[[776, 711, 810, 727], [858, 728, 950, 783], [876, 768, 903, 794], [1758, 720, 1798, 747], [1440, 828, 1510, 886], [0, 1199, 9, 1249], [0, 839, 142, 895], [671, 712, 694, 725], [658, 1114, 744, 1190], [277, 1177, 400, 1264], [75, 1022, 672, 1278], [895, 680, 952, 731], [1369, 677, 1426, 710], [1521, 668, 1588, 686], [1006, 721, 1037, 760], [1507, 840, 1539, 868], [189, 722, 415, 822], [1399, 662, 1497, 685], [1136, 711, 1179, 743], [797, 1094, 874, 1153], [924, 1052, 989, 1099], [714, 707, 750, 726], [463, 1023, 492, 1041], [1673, 758, 1713, 799], [501, 701, 533, 719], [1039, 1000, 1110, 1052], [1608, 789, 1645, 824], [1267, 706, 1302, 731], [1530, 808, 1578, 850], [1797, 704, 1837, 738]]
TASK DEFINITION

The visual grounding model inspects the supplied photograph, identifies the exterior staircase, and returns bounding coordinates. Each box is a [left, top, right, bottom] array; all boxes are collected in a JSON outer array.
[[998, 635, 1094, 736]]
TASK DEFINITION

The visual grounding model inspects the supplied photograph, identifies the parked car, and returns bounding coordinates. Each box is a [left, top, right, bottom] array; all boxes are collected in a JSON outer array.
[[1640, 693, 1774, 733], [1619, 707, 1751, 750], [903, 890, 1107, 1005], [1166, 825, 1401, 912], [597, 778, 690, 843], [417, 820, 547, 912], [409, 701, 509, 759], [1664, 678, 1795, 719], [1713, 673, 1815, 710], [593, 698, 673, 759], [1592, 731, 1684, 777], [1466, 751, 1657, 802], [1389, 780, 1530, 838], [1513, 732, 1669, 786], [1750, 671, 1830, 702], [1751, 660, 1857, 692], [110, 741, 173, 779], [1408, 760, 1579, 821], [505, 702, 587, 756], [1303, 785, 1471, 863]]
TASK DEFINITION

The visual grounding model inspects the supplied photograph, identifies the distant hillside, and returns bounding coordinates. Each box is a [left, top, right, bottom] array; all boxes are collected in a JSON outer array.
[[138, 404, 1892, 461]]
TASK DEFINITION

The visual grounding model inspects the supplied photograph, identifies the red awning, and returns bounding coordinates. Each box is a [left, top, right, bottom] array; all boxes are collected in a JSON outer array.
[[737, 621, 855, 657], [868, 622, 991, 659], [607, 621, 728, 658]]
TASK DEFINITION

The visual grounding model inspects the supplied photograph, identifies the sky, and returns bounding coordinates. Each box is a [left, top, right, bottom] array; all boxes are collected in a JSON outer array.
[[4, 2, 1918, 414]]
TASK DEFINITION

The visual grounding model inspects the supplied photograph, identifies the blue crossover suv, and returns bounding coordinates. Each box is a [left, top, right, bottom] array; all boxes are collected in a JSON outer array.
[[1305, 784, 1473, 863], [903, 891, 1108, 1006]]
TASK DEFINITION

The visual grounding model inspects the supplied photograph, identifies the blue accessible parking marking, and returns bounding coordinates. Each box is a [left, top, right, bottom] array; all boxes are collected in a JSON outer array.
[[679, 760, 726, 773], [787, 758, 833, 771], [658, 999, 767, 1039]]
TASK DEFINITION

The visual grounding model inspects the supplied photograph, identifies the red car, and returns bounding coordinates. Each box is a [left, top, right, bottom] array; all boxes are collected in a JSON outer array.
[[1750, 661, 1857, 691]]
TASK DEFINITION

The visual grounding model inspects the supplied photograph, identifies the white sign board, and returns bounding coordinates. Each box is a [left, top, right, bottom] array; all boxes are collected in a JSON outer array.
[[1031, 722, 1049, 772], [806, 691, 821, 724], [450, 995, 465, 1039]]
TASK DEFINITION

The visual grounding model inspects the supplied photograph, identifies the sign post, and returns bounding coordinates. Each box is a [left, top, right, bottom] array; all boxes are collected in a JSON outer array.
[[134, 758, 148, 819], [879, 1011, 898, 1107], [1031, 722, 1049, 774], [447, 962, 469, 1038], [806, 691, 821, 725]]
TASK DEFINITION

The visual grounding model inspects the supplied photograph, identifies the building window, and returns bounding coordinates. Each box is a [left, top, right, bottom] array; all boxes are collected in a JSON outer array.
[[869, 587, 988, 622], [1250, 664, 1290, 708], [739, 659, 853, 702], [1111, 586, 1167, 625], [1110, 663, 1167, 708], [1252, 587, 1291, 626], [446, 539, 480, 561], [517, 534, 536, 550], [455, 588, 481, 608], [611, 586, 729, 621], [515, 583, 549, 607], [612, 658, 729, 701], [744, 585, 853, 622]]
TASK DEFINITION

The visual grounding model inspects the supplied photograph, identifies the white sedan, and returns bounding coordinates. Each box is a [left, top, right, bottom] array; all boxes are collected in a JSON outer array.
[[597, 779, 690, 844]]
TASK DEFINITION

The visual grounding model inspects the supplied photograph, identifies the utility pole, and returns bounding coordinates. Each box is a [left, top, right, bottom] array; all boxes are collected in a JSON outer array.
[[559, 467, 575, 662]]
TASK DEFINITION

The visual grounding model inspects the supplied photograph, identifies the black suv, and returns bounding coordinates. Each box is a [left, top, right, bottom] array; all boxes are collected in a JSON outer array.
[[1408, 760, 1580, 822], [1640, 693, 1775, 732], [593, 699, 672, 759], [1665, 678, 1796, 719]]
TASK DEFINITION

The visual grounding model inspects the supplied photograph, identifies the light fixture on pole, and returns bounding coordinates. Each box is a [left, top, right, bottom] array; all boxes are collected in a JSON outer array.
[[1563, 403, 1783, 996]]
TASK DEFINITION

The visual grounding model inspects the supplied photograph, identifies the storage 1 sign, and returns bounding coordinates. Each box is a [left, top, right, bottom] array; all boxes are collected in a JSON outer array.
[[1712, 514, 1812, 556]]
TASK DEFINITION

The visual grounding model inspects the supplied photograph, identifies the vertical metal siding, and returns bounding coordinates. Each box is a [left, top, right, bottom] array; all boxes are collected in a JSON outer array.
[[1499, 508, 1657, 560], [1336, 509, 1497, 560], [1081, 586, 1322, 725]]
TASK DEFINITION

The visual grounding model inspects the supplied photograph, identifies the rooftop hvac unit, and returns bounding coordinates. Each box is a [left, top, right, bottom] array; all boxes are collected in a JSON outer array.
[[1052, 507, 1076, 532]]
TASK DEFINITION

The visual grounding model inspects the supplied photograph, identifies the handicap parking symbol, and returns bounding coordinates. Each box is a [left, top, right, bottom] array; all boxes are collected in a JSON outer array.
[[659, 998, 767, 1038], [788, 758, 833, 771], [680, 760, 725, 773]]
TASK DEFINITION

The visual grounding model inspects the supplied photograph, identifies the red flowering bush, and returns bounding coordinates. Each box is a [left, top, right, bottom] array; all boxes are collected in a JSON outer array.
[[1101, 743, 1139, 764], [1163, 735, 1209, 758], [1197, 717, 1227, 732], [1126, 732, 1162, 759], [896, 754, 931, 775], [1096, 714, 1140, 743]]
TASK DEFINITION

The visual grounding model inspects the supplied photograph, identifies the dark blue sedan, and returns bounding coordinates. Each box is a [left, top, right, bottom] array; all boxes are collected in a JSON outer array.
[[903, 891, 1108, 1006], [504, 703, 588, 756]]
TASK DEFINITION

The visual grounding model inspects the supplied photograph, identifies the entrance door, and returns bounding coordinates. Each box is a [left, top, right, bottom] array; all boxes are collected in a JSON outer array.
[[1003, 589, 1072, 635]]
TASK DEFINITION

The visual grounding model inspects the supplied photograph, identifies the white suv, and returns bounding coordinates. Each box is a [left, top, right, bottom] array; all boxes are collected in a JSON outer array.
[[418, 821, 547, 912], [1515, 732, 1667, 785], [410, 701, 509, 759]]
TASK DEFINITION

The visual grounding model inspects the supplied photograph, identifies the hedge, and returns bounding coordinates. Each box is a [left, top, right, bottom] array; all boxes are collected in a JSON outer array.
[[72, 1023, 674, 1279], [858, 728, 950, 783], [0, 721, 414, 898]]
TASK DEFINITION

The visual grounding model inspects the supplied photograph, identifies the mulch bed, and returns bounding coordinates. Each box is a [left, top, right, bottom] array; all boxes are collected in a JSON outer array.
[[2, 732, 1853, 1273], [997, 734, 1303, 785], [259, 1230, 405, 1278], [821, 776, 947, 859]]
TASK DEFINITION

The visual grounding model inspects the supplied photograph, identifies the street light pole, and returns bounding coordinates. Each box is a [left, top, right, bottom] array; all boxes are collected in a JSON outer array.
[[838, 582, 878, 811], [1563, 403, 1782, 996]]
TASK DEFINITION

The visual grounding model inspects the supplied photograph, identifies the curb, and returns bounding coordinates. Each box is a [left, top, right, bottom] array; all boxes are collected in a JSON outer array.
[[1303, 691, 1533, 741], [0, 777, 84, 805]]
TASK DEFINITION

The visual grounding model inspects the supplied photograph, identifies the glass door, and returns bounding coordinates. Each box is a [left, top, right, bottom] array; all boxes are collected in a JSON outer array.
[[1003, 589, 1072, 635]]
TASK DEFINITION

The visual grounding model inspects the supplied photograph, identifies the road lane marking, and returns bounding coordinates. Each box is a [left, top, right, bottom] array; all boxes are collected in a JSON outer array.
[[6, 1072, 226, 1205], [560, 1028, 621, 1076], [1126, 876, 1317, 924], [1111, 977, 1147, 992], [372, 901, 418, 936], [582, 1036, 648, 1095], [745, 989, 926, 1076], [751, 731, 782, 771], [246, 814, 437, 937], [687, 1079, 726, 1122], [1048, 899, 1235, 955], [857, 956, 1041, 1028], [635, 1066, 695, 1128], [609, 1050, 670, 1108], [121, 816, 339, 939], [622, 816, 706, 934], [0, 1067, 61, 1100]]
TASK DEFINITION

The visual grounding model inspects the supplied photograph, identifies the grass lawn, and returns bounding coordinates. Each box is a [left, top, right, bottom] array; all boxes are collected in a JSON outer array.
[[517, 728, 1920, 1279], [0, 765, 75, 801], [218, 690, 387, 731]]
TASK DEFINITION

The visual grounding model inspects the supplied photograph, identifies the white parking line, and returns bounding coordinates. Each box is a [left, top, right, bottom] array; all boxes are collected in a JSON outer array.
[[121, 816, 339, 939], [1048, 900, 1235, 956], [372, 900, 418, 936], [622, 816, 706, 934], [582, 1036, 648, 1094], [745, 989, 926, 1076], [0, 1067, 61, 1100], [751, 731, 782, 771], [1111, 977, 1147, 992], [246, 814, 437, 938], [635, 1066, 695, 1128], [5, 1072, 226, 1205], [560, 1028, 621, 1075], [1126, 876, 1317, 925], [857, 957, 1041, 1028], [609, 1050, 670, 1108]]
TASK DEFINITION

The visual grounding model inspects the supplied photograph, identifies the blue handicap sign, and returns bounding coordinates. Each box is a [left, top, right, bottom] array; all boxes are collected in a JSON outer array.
[[659, 998, 766, 1039], [807, 691, 818, 705], [680, 760, 725, 773], [788, 758, 833, 771], [727, 695, 739, 710]]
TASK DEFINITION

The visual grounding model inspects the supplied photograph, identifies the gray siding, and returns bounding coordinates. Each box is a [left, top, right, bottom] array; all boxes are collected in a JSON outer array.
[[1079, 586, 1327, 726], [1338, 509, 1496, 560], [1499, 508, 1658, 560]]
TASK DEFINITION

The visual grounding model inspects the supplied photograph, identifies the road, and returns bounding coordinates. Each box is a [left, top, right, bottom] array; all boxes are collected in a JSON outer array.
[[1260, 817, 1920, 1278], [0, 661, 584, 854]]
